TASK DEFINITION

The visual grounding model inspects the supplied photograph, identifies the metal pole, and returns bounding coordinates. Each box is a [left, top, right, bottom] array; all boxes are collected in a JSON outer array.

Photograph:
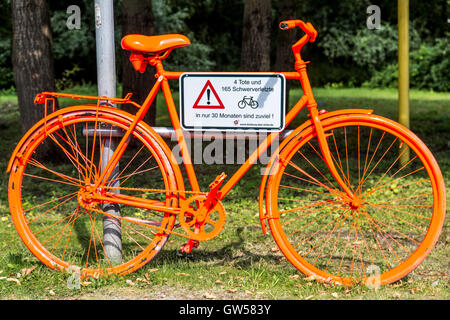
[[95, 0, 122, 265], [398, 0, 410, 166]]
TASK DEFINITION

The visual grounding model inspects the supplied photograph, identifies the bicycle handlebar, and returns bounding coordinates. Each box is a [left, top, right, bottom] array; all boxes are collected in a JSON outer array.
[[279, 19, 318, 42]]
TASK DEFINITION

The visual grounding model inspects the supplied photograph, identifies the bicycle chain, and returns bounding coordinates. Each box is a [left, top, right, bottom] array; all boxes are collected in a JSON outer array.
[[82, 186, 209, 240], [107, 186, 207, 196]]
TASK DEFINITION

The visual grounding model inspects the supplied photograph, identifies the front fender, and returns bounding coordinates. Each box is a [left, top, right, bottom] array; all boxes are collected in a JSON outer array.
[[258, 108, 373, 234]]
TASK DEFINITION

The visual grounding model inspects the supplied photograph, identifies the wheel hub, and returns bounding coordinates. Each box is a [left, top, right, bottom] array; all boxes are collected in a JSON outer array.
[[78, 184, 104, 209], [349, 196, 362, 211]]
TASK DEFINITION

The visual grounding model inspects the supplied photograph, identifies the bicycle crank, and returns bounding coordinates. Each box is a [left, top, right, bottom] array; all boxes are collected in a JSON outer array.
[[179, 194, 226, 241]]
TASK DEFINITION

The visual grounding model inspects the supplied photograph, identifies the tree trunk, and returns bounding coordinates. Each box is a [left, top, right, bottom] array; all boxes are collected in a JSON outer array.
[[240, 0, 272, 71], [121, 0, 157, 125], [275, 0, 297, 110], [11, 0, 56, 133]]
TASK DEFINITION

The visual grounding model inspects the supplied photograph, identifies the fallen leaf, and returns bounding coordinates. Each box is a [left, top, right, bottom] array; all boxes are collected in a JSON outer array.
[[148, 268, 159, 273], [136, 278, 151, 285], [80, 281, 91, 287], [126, 279, 135, 286], [48, 290, 55, 296], [431, 280, 439, 287], [305, 275, 317, 281], [215, 280, 223, 284], [219, 271, 227, 275], [20, 266, 36, 277], [270, 247, 278, 252], [289, 275, 300, 280], [6, 278, 21, 286], [226, 288, 237, 293], [245, 290, 254, 295], [204, 292, 216, 299], [393, 292, 402, 299], [176, 272, 189, 277], [331, 292, 339, 298], [92, 273, 100, 280], [144, 273, 151, 281], [304, 295, 313, 300]]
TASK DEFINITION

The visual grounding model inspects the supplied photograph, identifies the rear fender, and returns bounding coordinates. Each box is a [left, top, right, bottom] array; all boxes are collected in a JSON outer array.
[[6, 105, 186, 198], [7, 104, 98, 173]]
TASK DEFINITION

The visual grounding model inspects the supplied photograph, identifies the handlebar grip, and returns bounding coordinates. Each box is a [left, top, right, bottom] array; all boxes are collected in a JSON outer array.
[[279, 19, 318, 42], [279, 20, 297, 30]]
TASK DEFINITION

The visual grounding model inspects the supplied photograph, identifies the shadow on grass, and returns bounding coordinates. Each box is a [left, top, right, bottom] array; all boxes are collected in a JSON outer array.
[[153, 227, 286, 269]]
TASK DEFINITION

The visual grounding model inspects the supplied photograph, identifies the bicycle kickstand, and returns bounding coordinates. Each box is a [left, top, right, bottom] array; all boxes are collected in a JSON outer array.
[[180, 238, 200, 254]]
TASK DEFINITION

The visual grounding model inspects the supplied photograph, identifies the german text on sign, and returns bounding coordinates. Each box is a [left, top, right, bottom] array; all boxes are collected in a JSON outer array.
[[180, 73, 286, 132]]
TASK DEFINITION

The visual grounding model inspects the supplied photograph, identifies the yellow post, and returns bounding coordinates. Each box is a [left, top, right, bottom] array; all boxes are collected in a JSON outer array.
[[398, 0, 410, 165]]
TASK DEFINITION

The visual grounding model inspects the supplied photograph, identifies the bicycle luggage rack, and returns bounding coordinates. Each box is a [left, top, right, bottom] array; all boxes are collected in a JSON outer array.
[[34, 91, 137, 111], [34, 91, 293, 140]]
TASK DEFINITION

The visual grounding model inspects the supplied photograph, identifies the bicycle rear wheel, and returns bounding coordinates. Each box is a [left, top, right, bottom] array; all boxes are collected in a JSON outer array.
[[8, 106, 183, 277], [266, 114, 445, 285]]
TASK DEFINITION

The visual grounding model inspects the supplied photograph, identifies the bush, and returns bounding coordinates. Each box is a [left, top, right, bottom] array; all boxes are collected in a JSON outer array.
[[364, 34, 449, 91], [0, 39, 13, 89]]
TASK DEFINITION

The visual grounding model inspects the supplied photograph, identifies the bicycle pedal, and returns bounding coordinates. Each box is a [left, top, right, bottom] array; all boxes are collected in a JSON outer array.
[[179, 239, 200, 254], [208, 172, 227, 190]]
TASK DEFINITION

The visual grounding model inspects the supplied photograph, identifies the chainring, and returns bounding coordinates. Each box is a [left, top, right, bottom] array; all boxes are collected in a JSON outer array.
[[179, 195, 226, 241]]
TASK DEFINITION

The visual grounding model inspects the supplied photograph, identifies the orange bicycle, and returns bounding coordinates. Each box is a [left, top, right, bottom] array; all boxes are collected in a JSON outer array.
[[7, 20, 446, 286]]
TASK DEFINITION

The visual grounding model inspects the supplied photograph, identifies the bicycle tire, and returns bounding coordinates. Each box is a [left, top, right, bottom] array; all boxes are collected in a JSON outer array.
[[8, 106, 184, 277], [266, 113, 445, 285]]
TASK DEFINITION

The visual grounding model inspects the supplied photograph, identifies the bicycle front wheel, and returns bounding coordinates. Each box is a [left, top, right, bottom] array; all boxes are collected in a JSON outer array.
[[266, 114, 445, 285], [8, 106, 183, 277]]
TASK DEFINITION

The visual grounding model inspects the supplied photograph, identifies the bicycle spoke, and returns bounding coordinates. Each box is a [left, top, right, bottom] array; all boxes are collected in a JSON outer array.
[[28, 194, 78, 225], [27, 158, 82, 186], [270, 116, 443, 284]]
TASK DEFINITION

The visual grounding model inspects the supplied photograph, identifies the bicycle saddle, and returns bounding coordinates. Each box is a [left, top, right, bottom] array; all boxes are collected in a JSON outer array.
[[121, 34, 190, 54]]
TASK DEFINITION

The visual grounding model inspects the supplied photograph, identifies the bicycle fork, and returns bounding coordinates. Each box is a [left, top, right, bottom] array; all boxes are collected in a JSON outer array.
[[297, 61, 355, 203], [309, 106, 355, 201]]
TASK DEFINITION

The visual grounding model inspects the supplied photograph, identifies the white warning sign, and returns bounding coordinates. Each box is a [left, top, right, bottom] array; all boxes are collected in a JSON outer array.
[[180, 73, 285, 132]]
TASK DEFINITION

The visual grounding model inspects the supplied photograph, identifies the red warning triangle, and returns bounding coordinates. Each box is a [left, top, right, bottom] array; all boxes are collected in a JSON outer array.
[[193, 80, 225, 109]]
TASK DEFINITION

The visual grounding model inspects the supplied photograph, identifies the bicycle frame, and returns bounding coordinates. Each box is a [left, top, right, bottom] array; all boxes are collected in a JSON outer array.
[[5, 20, 356, 218], [7, 18, 445, 285], [95, 33, 355, 214]]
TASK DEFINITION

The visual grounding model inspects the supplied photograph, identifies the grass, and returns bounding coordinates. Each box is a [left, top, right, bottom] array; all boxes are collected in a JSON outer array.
[[0, 86, 448, 300]]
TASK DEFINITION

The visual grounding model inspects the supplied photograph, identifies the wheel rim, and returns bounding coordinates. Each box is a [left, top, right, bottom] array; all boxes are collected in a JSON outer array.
[[9, 108, 179, 277], [268, 115, 445, 285]]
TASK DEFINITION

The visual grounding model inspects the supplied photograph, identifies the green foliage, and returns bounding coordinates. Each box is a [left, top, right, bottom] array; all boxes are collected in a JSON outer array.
[[365, 34, 450, 91], [55, 64, 83, 91], [410, 36, 450, 91], [152, 0, 215, 71], [1, 0, 448, 91], [0, 0, 13, 90], [0, 39, 13, 89], [351, 24, 420, 71], [363, 63, 398, 89], [50, 1, 96, 89]]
